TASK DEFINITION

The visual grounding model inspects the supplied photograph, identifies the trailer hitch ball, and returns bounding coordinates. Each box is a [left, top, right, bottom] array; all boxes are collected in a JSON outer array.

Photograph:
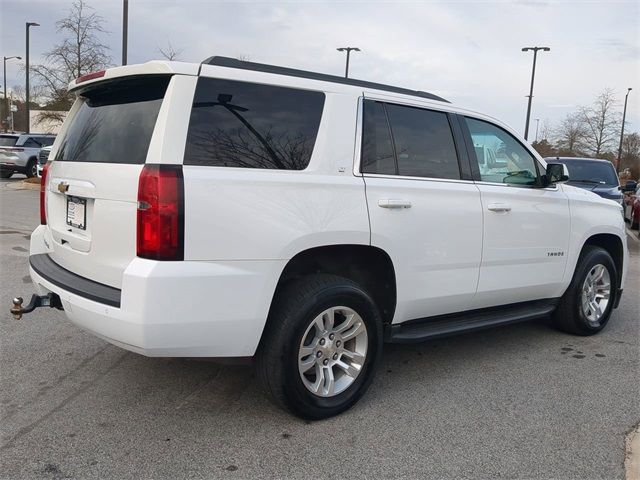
[[11, 297, 24, 320], [9, 293, 63, 320]]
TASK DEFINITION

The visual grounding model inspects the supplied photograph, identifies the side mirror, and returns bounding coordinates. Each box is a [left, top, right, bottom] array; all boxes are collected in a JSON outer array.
[[544, 163, 569, 186], [620, 180, 638, 192]]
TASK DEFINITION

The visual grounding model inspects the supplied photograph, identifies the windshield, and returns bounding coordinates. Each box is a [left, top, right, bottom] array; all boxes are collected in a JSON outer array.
[[55, 76, 170, 164], [556, 159, 618, 186], [0, 136, 18, 147]]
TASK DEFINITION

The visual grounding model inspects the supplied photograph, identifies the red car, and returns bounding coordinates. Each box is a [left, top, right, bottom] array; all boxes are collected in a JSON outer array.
[[623, 183, 640, 229]]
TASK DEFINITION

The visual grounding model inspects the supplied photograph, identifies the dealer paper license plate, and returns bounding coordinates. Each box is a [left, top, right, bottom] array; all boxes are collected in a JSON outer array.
[[66, 196, 86, 230]]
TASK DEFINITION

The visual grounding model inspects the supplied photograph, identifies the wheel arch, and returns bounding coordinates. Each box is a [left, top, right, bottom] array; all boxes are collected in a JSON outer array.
[[269, 244, 397, 326], [582, 233, 624, 287]]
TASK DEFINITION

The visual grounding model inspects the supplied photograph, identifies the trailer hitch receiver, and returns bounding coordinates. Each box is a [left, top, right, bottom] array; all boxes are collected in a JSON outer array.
[[10, 293, 63, 320]]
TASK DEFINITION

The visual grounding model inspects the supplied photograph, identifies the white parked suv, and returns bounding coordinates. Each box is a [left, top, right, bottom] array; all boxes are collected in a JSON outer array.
[[14, 58, 628, 419]]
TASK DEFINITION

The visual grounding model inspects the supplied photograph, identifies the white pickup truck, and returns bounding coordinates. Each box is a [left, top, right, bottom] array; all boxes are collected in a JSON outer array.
[[12, 58, 628, 419]]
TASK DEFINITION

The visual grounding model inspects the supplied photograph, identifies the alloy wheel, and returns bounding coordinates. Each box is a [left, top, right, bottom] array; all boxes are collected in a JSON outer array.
[[297, 306, 368, 397]]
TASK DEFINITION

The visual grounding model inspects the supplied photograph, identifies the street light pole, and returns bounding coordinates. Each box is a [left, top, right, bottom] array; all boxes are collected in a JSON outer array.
[[616, 87, 633, 173], [336, 47, 361, 78], [122, 0, 128, 65], [3, 56, 21, 132], [25, 22, 40, 134], [522, 46, 550, 141]]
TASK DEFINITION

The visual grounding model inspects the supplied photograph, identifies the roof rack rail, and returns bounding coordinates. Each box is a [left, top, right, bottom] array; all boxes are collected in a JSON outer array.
[[202, 56, 449, 103]]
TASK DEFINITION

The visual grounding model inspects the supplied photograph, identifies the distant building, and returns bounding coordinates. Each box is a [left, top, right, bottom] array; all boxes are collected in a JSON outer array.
[[30, 110, 68, 134]]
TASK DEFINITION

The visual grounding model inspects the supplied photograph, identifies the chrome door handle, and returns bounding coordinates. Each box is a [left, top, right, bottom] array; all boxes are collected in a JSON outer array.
[[378, 199, 412, 209], [487, 203, 511, 212]]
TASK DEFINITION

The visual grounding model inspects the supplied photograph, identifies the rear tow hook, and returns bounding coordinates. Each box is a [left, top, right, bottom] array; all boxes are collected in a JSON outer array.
[[10, 293, 63, 320]]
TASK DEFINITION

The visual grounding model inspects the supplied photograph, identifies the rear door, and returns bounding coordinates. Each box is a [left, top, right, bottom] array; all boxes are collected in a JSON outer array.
[[461, 116, 570, 307], [44, 75, 172, 288], [361, 98, 483, 322]]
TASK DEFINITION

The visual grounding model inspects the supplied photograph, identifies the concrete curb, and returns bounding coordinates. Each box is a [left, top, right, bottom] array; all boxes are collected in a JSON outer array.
[[6, 180, 40, 191], [627, 424, 640, 480]]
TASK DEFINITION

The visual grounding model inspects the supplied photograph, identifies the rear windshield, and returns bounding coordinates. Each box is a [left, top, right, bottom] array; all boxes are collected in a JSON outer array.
[[55, 76, 170, 164], [183, 78, 325, 170], [0, 136, 18, 147], [556, 159, 618, 186]]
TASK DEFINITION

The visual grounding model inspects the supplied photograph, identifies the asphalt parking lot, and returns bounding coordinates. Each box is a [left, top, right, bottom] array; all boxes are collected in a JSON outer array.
[[1, 176, 639, 480]]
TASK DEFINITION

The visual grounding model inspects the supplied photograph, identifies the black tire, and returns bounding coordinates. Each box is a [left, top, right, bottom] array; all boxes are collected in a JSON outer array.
[[25, 158, 37, 178], [553, 246, 618, 336], [256, 274, 383, 420], [0, 170, 13, 179]]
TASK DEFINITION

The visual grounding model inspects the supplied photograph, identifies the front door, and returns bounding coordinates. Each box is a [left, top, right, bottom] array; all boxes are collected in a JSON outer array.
[[461, 116, 570, 308]]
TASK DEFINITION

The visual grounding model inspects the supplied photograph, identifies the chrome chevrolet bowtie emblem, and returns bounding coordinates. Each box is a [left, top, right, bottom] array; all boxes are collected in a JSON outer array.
[[57, 182, 69, 193]]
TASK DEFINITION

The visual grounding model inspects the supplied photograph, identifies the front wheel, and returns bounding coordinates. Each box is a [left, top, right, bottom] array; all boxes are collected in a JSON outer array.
[[0, 170, 13, 179], [553, 246, 617, 335], [25, 159, 38, 178], [256, 274, 383, 420]]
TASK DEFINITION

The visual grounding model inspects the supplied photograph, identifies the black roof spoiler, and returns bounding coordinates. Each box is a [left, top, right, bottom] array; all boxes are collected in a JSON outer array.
[[202, 56, 449, 103]]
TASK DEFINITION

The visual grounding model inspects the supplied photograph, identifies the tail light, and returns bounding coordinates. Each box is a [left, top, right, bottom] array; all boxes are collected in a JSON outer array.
[[136, 164, 184, 261], [40, 162, 50, 225]]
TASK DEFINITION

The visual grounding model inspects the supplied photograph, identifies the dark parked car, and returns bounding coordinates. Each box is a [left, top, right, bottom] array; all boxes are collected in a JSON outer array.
[[545, 157, 623, 205]]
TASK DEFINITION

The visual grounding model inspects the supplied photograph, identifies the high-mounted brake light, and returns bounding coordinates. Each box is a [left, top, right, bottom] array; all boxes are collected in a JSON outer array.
[[75, 70, 106, 84], [136, 164, 184, 261], [40, 162, 50, 225]]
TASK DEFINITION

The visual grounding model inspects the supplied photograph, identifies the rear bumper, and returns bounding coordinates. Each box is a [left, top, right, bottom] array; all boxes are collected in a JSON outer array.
[[29, 226, 285, 357]]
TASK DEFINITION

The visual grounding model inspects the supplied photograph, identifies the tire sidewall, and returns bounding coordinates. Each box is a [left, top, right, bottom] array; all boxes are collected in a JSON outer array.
[[569, 249, 617, 333], [281, 284, 382, 419], [25, 159, 37, 178]]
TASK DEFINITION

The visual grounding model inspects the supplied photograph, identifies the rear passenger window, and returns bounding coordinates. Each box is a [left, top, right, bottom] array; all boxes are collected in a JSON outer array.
[[386, 104, 459, 179], [184, 78, 325, 170], [362, 101, 396, 175], [360, 100, 460, 179]]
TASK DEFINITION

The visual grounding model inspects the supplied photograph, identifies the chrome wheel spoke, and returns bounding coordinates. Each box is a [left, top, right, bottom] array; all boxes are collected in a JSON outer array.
[[335, 359, 360, 378], [334, 313, 356, 334], [341, 348, 365, 363], [341, 320, 366, 342], [323, 367, 336, 396]]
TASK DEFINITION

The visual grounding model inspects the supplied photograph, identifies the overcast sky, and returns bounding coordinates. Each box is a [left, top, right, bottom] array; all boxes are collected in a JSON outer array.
[[1, 0, 639, 138]]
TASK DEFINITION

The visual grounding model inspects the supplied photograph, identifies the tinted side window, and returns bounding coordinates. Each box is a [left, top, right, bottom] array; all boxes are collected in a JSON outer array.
[[465, 117, 539, 186], [23, 137, 43, 148], [184, 78, 325, 170], [361, 100, 396, 175], [385, 104, 460, 179], [40, 137, 55, 147]]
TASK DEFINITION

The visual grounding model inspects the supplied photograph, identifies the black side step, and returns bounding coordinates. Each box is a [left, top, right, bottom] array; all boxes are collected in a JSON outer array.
[[385, 299, 558, 343]]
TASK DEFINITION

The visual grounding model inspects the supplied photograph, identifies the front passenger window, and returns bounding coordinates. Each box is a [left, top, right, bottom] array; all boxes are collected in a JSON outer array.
[[465, 117, 538, 186]]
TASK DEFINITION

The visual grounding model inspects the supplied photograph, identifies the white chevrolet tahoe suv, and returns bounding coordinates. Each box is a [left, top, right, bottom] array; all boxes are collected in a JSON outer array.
[[16, 57, 628, 419]]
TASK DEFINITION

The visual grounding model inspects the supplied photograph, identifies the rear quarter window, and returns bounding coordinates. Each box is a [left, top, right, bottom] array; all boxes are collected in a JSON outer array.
[[0, 136, 19, 147], [183, 78, 325, 170]]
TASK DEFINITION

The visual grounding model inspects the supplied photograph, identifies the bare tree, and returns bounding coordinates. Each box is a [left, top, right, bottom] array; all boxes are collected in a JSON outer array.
[[620, 132, 640, 178], [157, 42, 184, 61], [31, 0, 111, 125], [555, 112, 585, 156], [577, 89, 621, 157]]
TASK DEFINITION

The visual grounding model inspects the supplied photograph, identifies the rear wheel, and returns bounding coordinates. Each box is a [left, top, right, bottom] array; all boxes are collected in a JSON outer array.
[[25, 159, 37, 178], [0, 170, 13, 179], [553, 246, 617, 335], [256, 274, 383, 420]]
